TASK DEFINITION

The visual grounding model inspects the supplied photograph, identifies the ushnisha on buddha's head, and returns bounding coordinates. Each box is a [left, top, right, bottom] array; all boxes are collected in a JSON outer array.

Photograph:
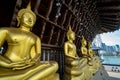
[[81, 35, 87, 46], [17, 2, 36, 28], [67, 26, 75, 41]]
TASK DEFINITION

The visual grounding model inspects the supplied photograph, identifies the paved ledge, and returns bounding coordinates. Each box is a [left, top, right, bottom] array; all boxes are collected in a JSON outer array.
[[108, 72, 120, 79], [103, 65, 120, 72], [103, 65, 120, 80], [110, 77, 120, 80]]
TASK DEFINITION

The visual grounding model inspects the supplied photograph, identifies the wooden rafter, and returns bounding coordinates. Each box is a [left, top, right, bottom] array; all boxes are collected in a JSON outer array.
[[100, 17, 119, 21], [99, 12, 119, 16], [101, 25, 117, 30], [101, 20, 119, 25], [101, 27, 111, 32], [98, 6, 120, 11], [101, 23, 118, 29]]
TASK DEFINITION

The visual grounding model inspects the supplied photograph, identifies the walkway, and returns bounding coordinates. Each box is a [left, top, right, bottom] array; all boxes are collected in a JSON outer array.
[[103, 65, 120, 80]]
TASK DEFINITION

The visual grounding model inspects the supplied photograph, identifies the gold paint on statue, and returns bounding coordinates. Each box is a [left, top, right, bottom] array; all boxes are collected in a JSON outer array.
[[88, 42, 94, 58], [81, 36, 88, 56], [81, 37, 101, 74], [64, 26, 92, 80], [88, 42, 102, 74], [0, 2, 59, 80], [64, 27, 79, 59], [81, 36, 92, 65]]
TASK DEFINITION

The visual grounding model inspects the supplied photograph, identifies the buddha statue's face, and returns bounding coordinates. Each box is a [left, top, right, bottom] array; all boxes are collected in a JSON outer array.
[[21, 12, 35, 28], [68, 32, 75, 41], [82, 40, 87, 46], [89, 44, 92, 48]]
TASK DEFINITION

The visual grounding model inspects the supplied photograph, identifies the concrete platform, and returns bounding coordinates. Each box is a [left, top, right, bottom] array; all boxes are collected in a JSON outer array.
[[103, 65, 120, 80], [110, 77, 120, 80]]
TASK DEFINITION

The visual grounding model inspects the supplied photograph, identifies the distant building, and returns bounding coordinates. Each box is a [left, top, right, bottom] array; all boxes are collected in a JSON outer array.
[[92, 34, 120, 55], [92, 34, 102, 48], [114, 45, 120, 52], [101, 43, 107, 51]]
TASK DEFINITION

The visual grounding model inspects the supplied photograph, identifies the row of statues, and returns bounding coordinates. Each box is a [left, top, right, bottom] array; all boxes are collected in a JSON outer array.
[[0, 1, 107, 80], [64, 27, 102, 80]]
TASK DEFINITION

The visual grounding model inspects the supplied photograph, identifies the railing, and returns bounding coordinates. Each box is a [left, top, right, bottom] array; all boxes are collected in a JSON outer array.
[[41, 47, 65, 79]]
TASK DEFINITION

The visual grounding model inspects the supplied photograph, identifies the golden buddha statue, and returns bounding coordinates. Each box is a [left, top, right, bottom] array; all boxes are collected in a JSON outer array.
[[81, 36, 92, 65], [64, 26, 92, 80], [88, 42, 94, 58], [81, 36, 88, 56], [0, 2, 59, 80], [88, 42, 102, 74]]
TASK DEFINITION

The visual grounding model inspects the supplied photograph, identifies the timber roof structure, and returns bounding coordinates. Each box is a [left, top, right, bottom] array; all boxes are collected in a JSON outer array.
[[0, 0, 120, 47], [97, 0, 120, 33]]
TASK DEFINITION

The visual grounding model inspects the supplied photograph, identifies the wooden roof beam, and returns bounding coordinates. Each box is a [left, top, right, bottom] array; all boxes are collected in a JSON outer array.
[[100, 14, 118, 18], [101, 25, 117, 30], [100, 27, 111, 32], [101, 23, 118, 28], [100, 17, 120, 21], [99, 12, 119, 16], [102, 19, 119, 22], [98, 6, 120, 10], [98, 30, 105, 33], [101, 20, 119, 25]]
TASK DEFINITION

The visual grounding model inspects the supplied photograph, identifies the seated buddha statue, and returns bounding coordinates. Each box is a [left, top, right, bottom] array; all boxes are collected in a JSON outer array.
[[88, 42, 95, 58], [0, 2, 59, 80], [64, 26, 92, 80], [81, 36, 92, 65], [88, 42, 102, 74]]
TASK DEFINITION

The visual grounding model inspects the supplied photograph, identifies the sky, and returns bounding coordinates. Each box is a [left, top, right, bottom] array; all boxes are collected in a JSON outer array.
[[100, 29, 120, 46]]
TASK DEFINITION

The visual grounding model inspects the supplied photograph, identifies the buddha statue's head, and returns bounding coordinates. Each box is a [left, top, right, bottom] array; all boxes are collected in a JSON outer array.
[[88, 42, 92, 48], [17, 2, 36, 28], [67, 26, 75, 41], [81, 36, 87, 46]]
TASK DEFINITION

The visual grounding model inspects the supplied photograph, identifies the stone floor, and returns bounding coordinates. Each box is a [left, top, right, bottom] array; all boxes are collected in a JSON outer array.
[[103, 65, 120, 80], [110, 77, 120, 80]]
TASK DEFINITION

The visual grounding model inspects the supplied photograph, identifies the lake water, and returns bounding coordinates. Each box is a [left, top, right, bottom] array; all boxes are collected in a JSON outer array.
[[101, 56, 120, 65]]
